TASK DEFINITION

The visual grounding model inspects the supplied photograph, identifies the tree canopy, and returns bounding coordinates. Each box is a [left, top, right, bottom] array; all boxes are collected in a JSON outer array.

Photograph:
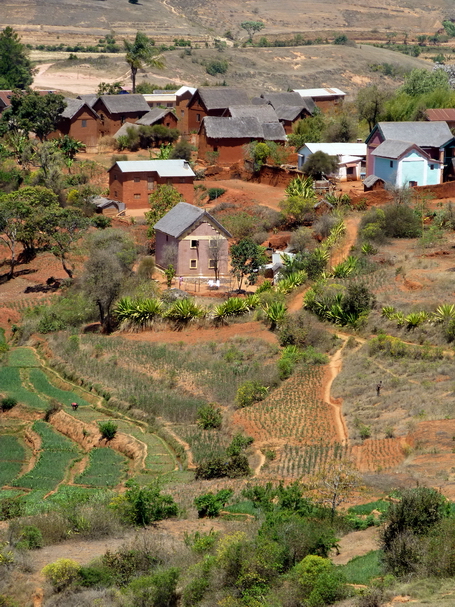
[[240, 21, 265, 40], [302, 151, 338, 180], [124, 32, 164, 94], [230, 239, 267, 290], [0, 91, 66, 141], [145, 184, 181, 237], [0, 27, 33, 89]]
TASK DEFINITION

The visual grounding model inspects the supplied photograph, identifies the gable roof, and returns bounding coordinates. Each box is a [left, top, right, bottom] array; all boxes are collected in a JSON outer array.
[[113, 122, 140, 139], [274, 105, 308, 121], [96, 94, 150, 114], [154, 202, 232, 238], [110, 159, 195, 178], [372, 139, 442, 162], [77, 94, 98, 108], [92, 196, 126, 212], [293, 87, 346, 98], [260, 92, 305, 107], [175, 86, 197, 98], [136, 108, 176, 126], [202, 116, 286, 140], [367, 121, 454, 148], [363, 175, 384, 188], [60, 98, 98, 120], [299, 142, 367, 157], [426, 108, 455, 122], [193, 87, 250, 110], [229, 104, 279, 122]]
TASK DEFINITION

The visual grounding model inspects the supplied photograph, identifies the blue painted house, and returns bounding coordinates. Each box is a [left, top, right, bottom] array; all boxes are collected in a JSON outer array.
[[371, 140, 442, 187], [366, 121, 455, 186]]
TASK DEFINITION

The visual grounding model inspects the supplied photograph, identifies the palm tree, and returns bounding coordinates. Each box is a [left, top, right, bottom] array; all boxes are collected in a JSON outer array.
[[124, 32, 164, 93]]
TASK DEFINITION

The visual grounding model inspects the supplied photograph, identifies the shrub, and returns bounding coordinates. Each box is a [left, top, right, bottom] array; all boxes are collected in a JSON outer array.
[[1, 397, 17, 411], [0, 496, 24, 521], [206, 59, 229, 75], [91, 215, 112, 229], [207, 187, 226, 200], [78, 564, 114, 588], [195, 456, 227, 480], [116, 480, 178, 526], [16, 525, 43, 550], [235, 381, 268, 408], [194, 489, 233, 518], [98, 420, 118, 441], [128, 568, 179, 607], [197, 404, 222, 429], [226, 433, 253, 456], [42, 558, 81, 591]]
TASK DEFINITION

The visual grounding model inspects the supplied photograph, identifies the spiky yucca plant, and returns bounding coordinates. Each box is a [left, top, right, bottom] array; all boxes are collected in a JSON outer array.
[[433, 304, 455, 323], [262, 301, 287, 330], [165, 299, 205, 324], [381, 306, 396, 320], [331, 256, 358, 278]]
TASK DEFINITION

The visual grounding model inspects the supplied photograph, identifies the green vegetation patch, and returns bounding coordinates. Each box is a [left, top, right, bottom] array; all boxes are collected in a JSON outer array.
[[179, 426, 231, 464], [337, 550, 382, 585], [0, 435, 26, 486], [7, 347, 40, 367], [0, 367, 47, 409], [32, 420, 79, 452], [75, 448, 128, 487], [348, 500, 389, 515], [28, 368, 90, 408]]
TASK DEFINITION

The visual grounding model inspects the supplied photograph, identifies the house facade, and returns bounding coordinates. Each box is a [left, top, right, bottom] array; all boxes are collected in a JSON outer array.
[[293, 88, 346, 112], [109, 159, 195, 209], [298, 142, 367, 180], [371, 141, 442, 187], [365, 121, 455, 181], [198, 115, 286, 164], [113, 109, 178, 139], [93, 94, 150, 137], [175, 86, 197, 135], [154, 202, 232, 278], [48, 98, 99, 150], [186, 87, 250, 134]]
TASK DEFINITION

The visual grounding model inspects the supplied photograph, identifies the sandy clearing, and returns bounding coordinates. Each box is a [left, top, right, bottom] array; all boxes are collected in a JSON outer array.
[[32, 62, 127, 95]]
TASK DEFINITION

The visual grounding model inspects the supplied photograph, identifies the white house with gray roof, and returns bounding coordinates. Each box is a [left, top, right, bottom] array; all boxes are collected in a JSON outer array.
[[366, 121, 455, 184], [154, 202, 232, 279], [298, 142, 367, 180]]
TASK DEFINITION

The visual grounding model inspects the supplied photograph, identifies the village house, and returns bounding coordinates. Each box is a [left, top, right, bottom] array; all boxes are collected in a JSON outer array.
[[253, 92, 315, 133], [366, 121, 455, 183], [298, 142, 367, 181], [175, 86, 197, 135], [425, 108, 455, 131], [77, 94, 98, 109], [186, 87, 250, 134], [113, 108, 178, 139], [228, 104, 279, 124], [154, 202, 231, 278], [92, 196, 126, 216], [48, 98, 99, 151], [108, 159, 195, 209], [198, 116, 286, 164], [293, 87, 346, 111], [143, 90, 177, 109], [93, 94, 150, 137]]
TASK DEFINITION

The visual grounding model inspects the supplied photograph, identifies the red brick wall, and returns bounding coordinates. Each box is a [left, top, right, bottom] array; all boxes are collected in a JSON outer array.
[[162, 113, 178, 129], [175, 91, 193, 135], [313, 98, 343, 112], [48, 107, 99, 150], [187, 97, 207, 133], [109, 169, 194, 208], [199, 132, 249, 164], [93, 100, 148, 137]]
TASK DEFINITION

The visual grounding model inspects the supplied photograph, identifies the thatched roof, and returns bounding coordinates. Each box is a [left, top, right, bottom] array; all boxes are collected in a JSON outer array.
[[229, 105, 279, 122], [195, 87, 249, 110], [136, 108, 175, 126], [97, 94, 150, 114], [203, 116, 286, 141]]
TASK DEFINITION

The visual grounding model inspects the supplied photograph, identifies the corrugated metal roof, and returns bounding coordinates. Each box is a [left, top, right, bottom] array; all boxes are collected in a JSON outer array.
[[426, 108, 455, 122], [113, 159, 196, 177], [154, 202, 232, 238], [376, 121, 453, 148], [371, 140, 414, 159], [300, 143, 367, 157], [293, 87, 346, 97], [175, 86, 197, 97]]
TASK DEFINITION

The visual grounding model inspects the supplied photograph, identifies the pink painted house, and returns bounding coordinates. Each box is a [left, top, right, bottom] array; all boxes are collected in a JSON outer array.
[[154, 202, 231, 279]]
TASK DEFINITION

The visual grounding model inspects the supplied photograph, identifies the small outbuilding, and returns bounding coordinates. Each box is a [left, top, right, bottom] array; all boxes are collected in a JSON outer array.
[[154, 202, 232, 278], [363, 175, 385, 192]]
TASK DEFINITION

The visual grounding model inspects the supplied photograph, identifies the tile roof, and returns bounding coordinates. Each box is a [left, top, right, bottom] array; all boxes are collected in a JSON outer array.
[[97, 94, 150, 114], [154, 202, 231, 238], [112, 159, 196, 178], [196, 87, 250, 110]]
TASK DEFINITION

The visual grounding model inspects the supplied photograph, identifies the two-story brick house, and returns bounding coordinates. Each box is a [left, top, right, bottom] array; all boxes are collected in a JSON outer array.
[[154, 202, 231, 278], [109, 159, 195, 209], [93, 94, 150, 137], [186, 87, 250, 134], [48, 98, 99, 150]]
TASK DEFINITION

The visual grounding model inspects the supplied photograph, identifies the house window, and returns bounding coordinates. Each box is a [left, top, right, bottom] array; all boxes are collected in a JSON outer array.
[[147, 177, 154, 190], [181, 110, 184, 116], [81, 119, 87, 128], [167, 102, 173, 107], [208, 259, 216, 269], [114, 190, 118, 197], [213, 146, 218, 152], [134, 193, 141, 199], [166, 234, 169, 242], [99, 113, 105, 124], [190, 259, 197, 269], [409, 181, 417, 187], [196, 113, 201, 122], [430, 164, 435, 170], [190, 240, 199, 248], [134, 177, 140, 183], [390, 160, 394, 168], [121, 115, 126, 125], [209, 239, 218, 248], [179, 178, 185, 183]]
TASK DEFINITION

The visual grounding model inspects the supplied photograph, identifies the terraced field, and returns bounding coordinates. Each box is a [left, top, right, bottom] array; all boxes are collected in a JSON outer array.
[[0, 347, 180, 506]]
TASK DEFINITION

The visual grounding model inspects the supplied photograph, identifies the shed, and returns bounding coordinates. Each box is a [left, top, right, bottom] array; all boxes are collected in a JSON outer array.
[[363, 175, 385, 191]]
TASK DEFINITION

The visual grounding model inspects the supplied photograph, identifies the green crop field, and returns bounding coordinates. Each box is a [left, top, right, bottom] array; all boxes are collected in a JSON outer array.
[[75, 448, 128, 487], [0, 367, 47, 410], [12, 422, 79, 492], [28, 368, 90, 408], [0, 435, 26, 487], [7, 348, 41, 367]]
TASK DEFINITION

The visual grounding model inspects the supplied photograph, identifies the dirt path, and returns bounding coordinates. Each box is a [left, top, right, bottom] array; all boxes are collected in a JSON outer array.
[[331, 525, 379, 565], [325, 341, 349, 445]]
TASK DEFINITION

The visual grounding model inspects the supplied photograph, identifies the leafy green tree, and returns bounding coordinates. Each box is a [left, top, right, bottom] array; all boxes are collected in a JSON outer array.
[[194, 489, 233, 517], [82, 229, 137, 331], [0, 195, 31, 278], [121, 480, 178, 526], [0, 91, 66, 141], [287, 112, 326, 148], [146, 184, 181, 236], [124, 32, 164, 93], [52, 135, 85, 160], [240, 21, 265, 41], [356, 84, 393, 130], [324, 111, 358, 142], [0, 27, 33, 89], [40, 208, 90, 278], [302, 150, 338, 179], [401, 68, 449, 97], [230, 238, 267, 290], [97, 81, 123, 95]]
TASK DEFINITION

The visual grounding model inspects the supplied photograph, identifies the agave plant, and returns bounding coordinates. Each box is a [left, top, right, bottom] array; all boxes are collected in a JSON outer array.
[[134, 298, 163, 328], [405, 311, 428, 330], [114, 297, 136, 323], [361, 242, 378, 256], [276, 270, 307, 294], [381, 306, 396, 320], [262, 301, 287, 330], [433, 304, 455, 323], [256, 280, 273, 294], [392, 311, 405, 327], [331, 256, 359, 278], [213, 297, 248, 323], [285, 176, 315, 199], [165, 299, 205, 325], [322, 220, 346, 251], [244, 294, 260, 310], [325, 193, 351, 207]]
